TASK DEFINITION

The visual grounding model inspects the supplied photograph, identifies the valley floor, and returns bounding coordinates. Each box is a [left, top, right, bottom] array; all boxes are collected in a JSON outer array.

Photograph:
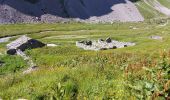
[[0, 20, 170, 99]]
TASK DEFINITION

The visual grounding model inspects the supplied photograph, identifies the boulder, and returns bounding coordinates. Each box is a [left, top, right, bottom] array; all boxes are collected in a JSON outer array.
[[106, 37, 112, 43], [6, 35, 45, 55], [84, 40, 92, 45], [7, 49, 16, 55]]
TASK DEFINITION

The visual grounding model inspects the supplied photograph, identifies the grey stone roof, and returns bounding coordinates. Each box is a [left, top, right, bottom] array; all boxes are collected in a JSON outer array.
[[7, 35, 31, 50]]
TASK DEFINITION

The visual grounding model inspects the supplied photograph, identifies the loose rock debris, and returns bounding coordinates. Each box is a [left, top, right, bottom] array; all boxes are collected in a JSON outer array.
[[76, 37, 136, 51]]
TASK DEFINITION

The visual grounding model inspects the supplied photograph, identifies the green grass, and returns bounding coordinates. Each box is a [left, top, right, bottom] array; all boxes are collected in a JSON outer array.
[[0, 21, 170, 99], [135, 0, 164, 19], [157, 0, 170, 9]]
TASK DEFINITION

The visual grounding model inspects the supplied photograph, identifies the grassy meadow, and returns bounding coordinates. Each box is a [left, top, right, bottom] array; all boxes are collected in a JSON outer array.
[[0, 20, 170, 99]]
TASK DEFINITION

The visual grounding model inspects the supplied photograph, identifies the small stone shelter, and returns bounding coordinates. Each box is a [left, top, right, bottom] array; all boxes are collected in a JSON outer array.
[[6, 35, 45, 55]]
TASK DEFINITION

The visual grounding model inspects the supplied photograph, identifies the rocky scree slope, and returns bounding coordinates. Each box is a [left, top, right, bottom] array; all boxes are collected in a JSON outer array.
[[0, 0, 144, 23]]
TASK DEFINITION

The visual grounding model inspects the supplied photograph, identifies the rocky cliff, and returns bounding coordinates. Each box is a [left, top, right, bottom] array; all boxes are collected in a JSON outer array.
[[0, 0, 144, 24]]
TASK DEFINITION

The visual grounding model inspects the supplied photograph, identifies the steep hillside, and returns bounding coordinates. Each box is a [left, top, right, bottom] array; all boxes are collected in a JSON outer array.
[[143, 0, 170, 16], [0, 0, 144, 23], [0, 0, 170, 24], [157, 0, 170, 9], [0, 0, 67, 24], [135, 0, 170, 19]]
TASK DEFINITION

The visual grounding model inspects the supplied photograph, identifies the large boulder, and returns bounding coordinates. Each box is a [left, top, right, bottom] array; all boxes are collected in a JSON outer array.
[[6, 35, 45, 55], [106, 37, 112, 43]]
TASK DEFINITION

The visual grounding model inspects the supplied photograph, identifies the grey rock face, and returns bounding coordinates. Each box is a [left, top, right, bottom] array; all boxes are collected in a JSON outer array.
[[0, 0, 144, 24], [0, 0, 67, 24], [76, 38, 136, 51], [6, 35, 45, 55]]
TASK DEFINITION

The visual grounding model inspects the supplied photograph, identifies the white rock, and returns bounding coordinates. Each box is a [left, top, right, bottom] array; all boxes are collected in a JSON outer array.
[[150, 36, 163, 40], [23, 66, 37, 74], [47, 44, 58, 47]]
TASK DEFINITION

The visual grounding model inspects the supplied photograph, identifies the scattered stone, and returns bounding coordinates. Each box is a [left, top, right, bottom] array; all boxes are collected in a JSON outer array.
[[23, 66, 38, 74], [6, 35, 45, 55], [0, 37, 11, 43], [150, 36, 163, 40], [47, 44, 58, 47], [76, 37, 135, 51], [129, 26, 138, 30]]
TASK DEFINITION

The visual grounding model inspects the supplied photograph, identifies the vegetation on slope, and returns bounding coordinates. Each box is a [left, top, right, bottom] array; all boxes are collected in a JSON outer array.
[[157, 0, 170, 9], [0, 20, 170, 99], [134, 0, 165, 19]]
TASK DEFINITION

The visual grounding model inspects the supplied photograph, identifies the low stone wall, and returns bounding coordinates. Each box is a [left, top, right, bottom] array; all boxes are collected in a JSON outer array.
[[76, 38, 136, 51]]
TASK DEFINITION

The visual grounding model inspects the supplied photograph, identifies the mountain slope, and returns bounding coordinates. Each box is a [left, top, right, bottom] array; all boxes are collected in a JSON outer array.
[[0, 0, 144, 23], [0, 0, 170, 24], [0, 0, 67, 23], [65, 0, 144, 22], [143, 0, 170, 16]]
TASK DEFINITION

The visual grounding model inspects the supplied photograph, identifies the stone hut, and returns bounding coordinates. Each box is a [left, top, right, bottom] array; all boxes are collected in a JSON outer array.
[[6, 35, 45, 55]]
